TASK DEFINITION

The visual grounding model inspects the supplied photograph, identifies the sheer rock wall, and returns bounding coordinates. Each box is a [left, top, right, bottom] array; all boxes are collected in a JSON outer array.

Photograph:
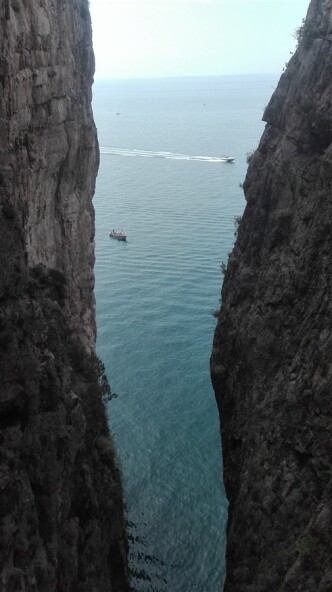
[[211, 1, 332, 590], [0, 0, 97, 345], [0, 1, 129, 590]]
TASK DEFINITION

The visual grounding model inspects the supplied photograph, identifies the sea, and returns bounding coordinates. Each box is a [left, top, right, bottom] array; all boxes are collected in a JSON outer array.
[[92, 74, 277, 592]]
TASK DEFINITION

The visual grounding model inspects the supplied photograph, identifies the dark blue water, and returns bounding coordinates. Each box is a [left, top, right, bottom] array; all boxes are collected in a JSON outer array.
[[93, 75, 277, 591]]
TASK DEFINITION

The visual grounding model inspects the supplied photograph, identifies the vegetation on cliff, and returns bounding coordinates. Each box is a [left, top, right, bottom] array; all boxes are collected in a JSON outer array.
[[0, 191, 129, 591]]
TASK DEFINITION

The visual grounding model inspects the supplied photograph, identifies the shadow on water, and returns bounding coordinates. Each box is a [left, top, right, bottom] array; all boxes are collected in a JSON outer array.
[[109, 239, 129, 247], [127, 518, 167, 592]]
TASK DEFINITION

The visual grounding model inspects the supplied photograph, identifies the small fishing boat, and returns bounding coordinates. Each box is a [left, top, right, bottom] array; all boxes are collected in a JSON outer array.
[[110, 230, 127, 241]]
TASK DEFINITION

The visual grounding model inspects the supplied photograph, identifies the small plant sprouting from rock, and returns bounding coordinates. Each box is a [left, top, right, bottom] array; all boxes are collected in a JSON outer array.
[[76, 345, 117, 405], [69, 339, 117, 435], [234, 215, 242, 237], [294, 18, 306, 44], [246, 150, 254, 165], [90, 353, 117, 404], [294, 17, 321, 49], [220, 261, 227, 276]]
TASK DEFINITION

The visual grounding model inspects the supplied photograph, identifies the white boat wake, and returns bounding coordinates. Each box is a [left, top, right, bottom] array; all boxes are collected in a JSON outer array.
[[100, 146, 234, 163]]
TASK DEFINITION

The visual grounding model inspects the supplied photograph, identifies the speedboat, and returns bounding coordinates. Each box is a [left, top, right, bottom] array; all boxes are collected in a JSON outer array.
[[110, 230, 127, 241], [220, 155, 235, 162]]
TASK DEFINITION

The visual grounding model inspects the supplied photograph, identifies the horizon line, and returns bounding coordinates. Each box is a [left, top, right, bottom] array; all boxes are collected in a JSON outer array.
[[94, 72, 280, 82]]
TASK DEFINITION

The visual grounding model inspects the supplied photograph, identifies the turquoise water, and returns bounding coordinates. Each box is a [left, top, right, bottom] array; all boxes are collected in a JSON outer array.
[[93, 75, 276, 591]]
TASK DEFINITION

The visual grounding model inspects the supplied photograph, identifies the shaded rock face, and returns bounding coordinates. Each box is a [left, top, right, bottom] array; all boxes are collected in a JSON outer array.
[[0, 1, 129, 590], [211, 1, 332, 590]]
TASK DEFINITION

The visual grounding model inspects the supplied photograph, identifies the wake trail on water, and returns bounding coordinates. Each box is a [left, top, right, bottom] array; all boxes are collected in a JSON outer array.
[[100, 146, 231, 163]]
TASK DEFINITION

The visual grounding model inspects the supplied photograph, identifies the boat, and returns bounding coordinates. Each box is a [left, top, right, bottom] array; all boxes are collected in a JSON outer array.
[[110, 230, 127, 241], [220, 155, 235, 162]]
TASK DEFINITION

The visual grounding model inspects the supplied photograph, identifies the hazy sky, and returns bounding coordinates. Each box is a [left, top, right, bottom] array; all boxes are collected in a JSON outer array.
[[90, 0, 309, 79]]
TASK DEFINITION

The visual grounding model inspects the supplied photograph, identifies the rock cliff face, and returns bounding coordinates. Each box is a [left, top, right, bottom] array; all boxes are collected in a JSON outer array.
[[211, 1, 332, 590], [0, 1, 129, 590], [0, 0, 97, 345]]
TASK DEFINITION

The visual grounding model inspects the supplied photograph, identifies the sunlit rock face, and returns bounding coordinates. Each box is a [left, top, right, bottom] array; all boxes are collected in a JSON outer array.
[[0, 0, 98, 345], [0, 1, 129, 590], [211, 0, 332, 590]]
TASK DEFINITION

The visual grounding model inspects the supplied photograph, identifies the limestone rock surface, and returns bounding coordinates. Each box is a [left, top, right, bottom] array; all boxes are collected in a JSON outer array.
[[211, 0, 332, 590], [0, 0, 98, 345], [0, 1, 129, 590]]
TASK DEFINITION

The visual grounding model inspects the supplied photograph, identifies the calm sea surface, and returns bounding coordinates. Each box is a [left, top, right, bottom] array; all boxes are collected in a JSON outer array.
[[92, 75, 277, 591]]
